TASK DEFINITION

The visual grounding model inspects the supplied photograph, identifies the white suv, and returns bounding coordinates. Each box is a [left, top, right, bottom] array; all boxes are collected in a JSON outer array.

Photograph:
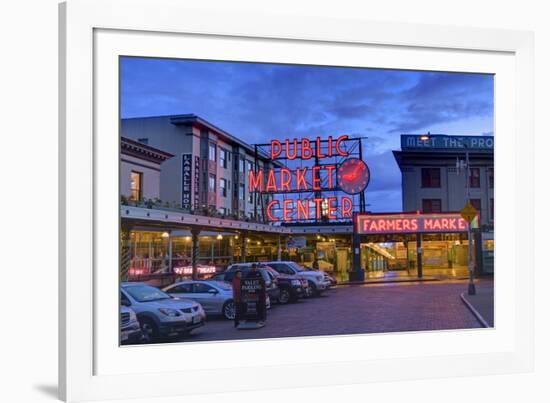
[[262, 261, 328, 296], [121, 282, 206, 342]]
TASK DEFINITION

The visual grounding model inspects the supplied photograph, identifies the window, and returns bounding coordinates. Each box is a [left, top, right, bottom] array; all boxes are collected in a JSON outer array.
[[168, 284, 193, 294], [209, 143, 217, 162], [422, 199, 442, 213], [247, 160, 253, 173], [208, 174, 216, 192], [239, 183, 245, 200], [194, 283, 214, 293], [239, 157, 245, 173], [248, 189, 253, 203], [470, 198, 482, 218], [120, 292, 131, 307], [130, 171, 143, 201], [488, 167, 494, 188], [490, 198, 494, 221], [421, 168, 440, 188], [220, 178, 228, 197], [220, 149, 228, 168], [469, 167, 481, 188]]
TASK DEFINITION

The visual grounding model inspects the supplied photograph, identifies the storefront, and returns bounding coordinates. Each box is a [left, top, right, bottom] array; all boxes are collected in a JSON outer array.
[[350, 212, 479, 281]]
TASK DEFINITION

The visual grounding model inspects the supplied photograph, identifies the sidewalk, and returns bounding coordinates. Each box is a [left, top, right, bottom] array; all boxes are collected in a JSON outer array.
[[460, 281, 494, 327]]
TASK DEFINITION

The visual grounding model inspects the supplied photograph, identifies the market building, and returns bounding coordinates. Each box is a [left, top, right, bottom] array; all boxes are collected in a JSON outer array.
[[120, 118, 494, 284]]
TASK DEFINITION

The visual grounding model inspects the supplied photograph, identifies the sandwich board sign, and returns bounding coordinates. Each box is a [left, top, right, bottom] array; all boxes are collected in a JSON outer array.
[[237, 270, 266, 329]]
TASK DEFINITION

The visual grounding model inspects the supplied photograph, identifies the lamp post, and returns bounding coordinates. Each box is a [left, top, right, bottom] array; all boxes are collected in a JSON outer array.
[[419, 133, 476, 295]]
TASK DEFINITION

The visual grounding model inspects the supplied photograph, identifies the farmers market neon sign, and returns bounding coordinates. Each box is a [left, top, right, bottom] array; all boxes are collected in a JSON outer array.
[[355, 213, 478, 235], [249, 135, 369, 222]]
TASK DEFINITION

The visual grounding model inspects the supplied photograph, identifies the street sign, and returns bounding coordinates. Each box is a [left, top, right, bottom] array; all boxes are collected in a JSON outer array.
[[460, 202, 478, 223]]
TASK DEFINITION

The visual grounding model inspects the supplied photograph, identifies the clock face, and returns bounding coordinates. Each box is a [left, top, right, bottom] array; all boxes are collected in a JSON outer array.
[[337, 158, 370, 195]]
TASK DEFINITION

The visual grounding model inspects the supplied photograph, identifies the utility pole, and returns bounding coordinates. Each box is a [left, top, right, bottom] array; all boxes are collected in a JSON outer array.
[[465, 148, 476, 295]]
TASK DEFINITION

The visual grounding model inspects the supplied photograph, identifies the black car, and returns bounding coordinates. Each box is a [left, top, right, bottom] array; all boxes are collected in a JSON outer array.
[[263, 266, 306, 303]]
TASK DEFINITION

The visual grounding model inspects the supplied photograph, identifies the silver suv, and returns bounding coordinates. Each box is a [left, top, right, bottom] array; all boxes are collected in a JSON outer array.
[[262, 261, 328, 296], [121, 282, 206, 342]]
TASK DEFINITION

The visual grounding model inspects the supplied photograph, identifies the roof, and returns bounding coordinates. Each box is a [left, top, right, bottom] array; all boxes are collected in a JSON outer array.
[[121, 136, 174, 164]]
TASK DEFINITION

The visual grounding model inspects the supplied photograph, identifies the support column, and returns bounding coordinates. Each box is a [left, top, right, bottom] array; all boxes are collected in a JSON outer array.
[[277, 235, 282, 261], [240, 233, 247, 263], [167, 231, 173, 273], [416, 233, 423, 278], [191, 228, 200, 280], [120, 223, 132, 282], [350, 233, 364, 282]]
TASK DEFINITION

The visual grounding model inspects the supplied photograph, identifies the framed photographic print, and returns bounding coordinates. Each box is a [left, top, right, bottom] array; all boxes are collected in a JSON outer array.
[[59, 0, 534, 401]]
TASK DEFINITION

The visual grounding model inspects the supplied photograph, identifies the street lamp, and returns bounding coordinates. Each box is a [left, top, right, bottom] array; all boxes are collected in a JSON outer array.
[[419, 133, 476, 295]]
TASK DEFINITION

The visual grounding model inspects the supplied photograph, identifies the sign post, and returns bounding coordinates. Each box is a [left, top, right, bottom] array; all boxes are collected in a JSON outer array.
[[461, 202, 478, 295]]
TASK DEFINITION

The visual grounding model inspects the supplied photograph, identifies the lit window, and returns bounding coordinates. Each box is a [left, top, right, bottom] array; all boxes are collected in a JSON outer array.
[[130, 171, 143, 201]]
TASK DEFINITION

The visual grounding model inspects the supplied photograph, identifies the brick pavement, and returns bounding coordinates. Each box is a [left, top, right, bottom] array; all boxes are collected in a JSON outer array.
[[160, 280, 482, 344]]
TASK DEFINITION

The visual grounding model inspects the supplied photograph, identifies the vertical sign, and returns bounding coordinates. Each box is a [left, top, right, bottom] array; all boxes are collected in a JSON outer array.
[[181, 154, 192, 210], [194, 156, 200, 210]]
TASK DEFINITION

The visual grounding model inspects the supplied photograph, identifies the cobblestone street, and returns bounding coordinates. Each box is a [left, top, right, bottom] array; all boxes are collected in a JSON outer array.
[[161, 280, 486, 344]]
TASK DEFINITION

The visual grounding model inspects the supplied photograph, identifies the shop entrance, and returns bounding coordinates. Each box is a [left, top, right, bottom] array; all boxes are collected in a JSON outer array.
[[360, 233, 470, 279]]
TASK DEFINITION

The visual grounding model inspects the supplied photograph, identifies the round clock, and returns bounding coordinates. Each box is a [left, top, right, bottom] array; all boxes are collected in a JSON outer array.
[[337, 158, 370, 195]]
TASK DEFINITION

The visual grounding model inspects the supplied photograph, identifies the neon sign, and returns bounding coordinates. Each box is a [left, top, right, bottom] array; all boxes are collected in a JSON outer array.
[[250, 135, 369, 222], [355, 212, 478, 235]]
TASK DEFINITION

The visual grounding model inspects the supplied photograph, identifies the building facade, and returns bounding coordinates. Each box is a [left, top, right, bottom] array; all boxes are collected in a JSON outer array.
[[393, 134, 494, 226], [120, 136, 174, 202], [121, 114, 274, 220]]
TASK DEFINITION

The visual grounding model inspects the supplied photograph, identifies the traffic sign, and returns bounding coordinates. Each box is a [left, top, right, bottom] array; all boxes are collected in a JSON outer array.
[[460, 202, 478, 223]]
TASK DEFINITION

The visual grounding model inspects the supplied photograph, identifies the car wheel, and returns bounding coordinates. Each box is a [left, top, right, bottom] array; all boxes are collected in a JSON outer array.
[[139, 318, 158, 343], [222, 300, 236, 320], [278, 288, 291, 304], [308, 281, 319, 297]]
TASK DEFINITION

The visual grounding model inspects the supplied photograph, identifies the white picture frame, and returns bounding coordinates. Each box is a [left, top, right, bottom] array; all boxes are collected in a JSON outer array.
[[59, 0, 534, 401]]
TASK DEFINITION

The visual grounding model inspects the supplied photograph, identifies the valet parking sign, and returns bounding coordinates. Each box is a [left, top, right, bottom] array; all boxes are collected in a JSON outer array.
[[249, 135, 370, 222]]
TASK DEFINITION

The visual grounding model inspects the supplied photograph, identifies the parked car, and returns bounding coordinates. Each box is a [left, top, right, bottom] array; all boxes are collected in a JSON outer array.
[[261, 261, 329, 296], [163, 280, 237, 320], [262, 266, 307, 303], [120, 305, 143, 344], [211, 270, 272, 309], [121, 282, 206, 342]]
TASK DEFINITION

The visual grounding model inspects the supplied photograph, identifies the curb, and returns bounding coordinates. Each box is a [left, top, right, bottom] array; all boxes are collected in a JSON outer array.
[[339, 278, 440, 286], [460, 292, 490, 328]]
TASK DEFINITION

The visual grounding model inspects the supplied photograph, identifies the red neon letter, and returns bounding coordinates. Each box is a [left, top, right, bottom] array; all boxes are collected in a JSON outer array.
[[296, 167, 308, 190], [325, 165, 336, 189], [335, 135, 349, 157], [283, 199, 294, 221], [342, 197, 352, 218], [296, 199, 309, 220], [266, 200, 279, 221], [248, 169, 264, 192], [312, 166, 321, 190], [315, 137, 326, 158], [286, 138, 298, 160], [313, 198, 324, 220], [266, 170, 278, 192], [271, 140, 282, 160], [301, 138, 313, 160], [280, 168, 292, 192]]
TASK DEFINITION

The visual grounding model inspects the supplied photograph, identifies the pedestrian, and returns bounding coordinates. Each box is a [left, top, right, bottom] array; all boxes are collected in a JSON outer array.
[[232, 270, 242, 327], [312, 258, 319, 271]]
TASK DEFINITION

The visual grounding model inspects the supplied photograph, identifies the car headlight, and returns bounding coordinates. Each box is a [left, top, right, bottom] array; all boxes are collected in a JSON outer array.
[[291, 279, 301, 286], [158, 308, 181, 317], [316, 275, 324, 282]]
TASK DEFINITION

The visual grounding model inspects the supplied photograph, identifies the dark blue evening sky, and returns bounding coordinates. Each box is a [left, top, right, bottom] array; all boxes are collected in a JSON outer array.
[[120, 57, 494, 212]]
